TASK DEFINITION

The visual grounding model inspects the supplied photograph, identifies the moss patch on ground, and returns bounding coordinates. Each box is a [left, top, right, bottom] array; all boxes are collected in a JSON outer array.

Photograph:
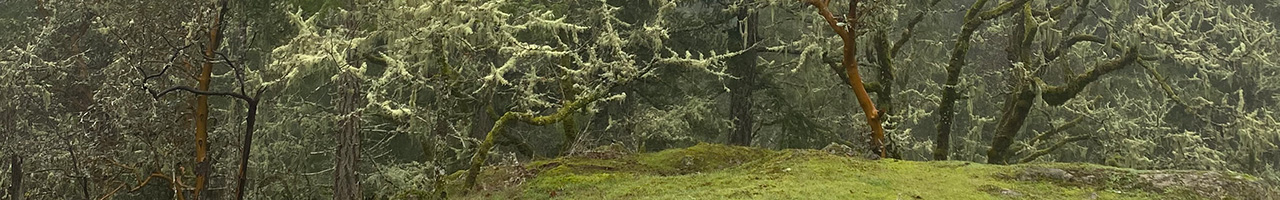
[[441, 143, 1277, 199]]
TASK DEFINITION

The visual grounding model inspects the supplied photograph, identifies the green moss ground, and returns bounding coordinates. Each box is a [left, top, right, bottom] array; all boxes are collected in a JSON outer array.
[[440, 143, 1276, 199]]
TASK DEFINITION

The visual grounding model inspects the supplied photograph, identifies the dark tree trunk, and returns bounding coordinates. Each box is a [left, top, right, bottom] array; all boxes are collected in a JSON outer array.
[[63, 134, 90, 199], [8, 155, 20, 200], [727, 1, 759, 146], [932, 0, 1030, 160], [988, 6, 1038, 164], [987, 86, 1036, 164], [334, 1, 364, 198], [870, 31, 899, 159], [333, 65, 363, 200]]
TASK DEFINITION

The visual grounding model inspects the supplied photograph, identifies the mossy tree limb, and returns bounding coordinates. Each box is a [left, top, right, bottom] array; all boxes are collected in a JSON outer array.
[[1018, 134, 1090, 164], [989, 2, 1143, 163], [887, 0, 942, 57], [464, 91, 605, 189], [1046, 34, 1105, 61], [1018, 135, 1093, 163], [1041, 46, 1139, 106], [990, 0, 1112, 164], [1028, 114, 1086, 148]]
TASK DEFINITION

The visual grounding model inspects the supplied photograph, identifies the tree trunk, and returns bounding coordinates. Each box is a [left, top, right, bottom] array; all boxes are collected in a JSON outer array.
[[803, 0, 886, 157], [334, 1, 364, 198], [870, 31, 899, 159], [987, 5, 1036, 164], [333, 61, 363, 200], [193, 1, 230, 198], [727, 1, 758, 146], [933, 0, 1024, 160], [988, 86, 1035, 164], [8, 155, 20, 200]]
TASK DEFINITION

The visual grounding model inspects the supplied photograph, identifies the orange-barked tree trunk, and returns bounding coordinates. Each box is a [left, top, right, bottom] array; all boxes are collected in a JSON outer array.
[[193, 0, 229, 198], [802, 0, 885, 158]]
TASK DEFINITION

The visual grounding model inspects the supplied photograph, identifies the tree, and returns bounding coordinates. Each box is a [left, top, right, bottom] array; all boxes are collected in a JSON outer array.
[[426, 0, 746, 190], [728, 0, 761, 147], [796, 0, 888, 158], [929, 0, 1031, 161], [7, 156, 21, 200]]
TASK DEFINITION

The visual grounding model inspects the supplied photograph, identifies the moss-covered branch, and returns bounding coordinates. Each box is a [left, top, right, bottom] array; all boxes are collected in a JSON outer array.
[[1017, 135, 1093, 163], [977, 0, 1031, 20], [1028, 114, 1085, 147], [464, 91, 605, 189], [1013, 114, 1086, 163], [1041, 45, 1139, 106], [1046, 34, 1106, 61], [889, 0, 944, 57]]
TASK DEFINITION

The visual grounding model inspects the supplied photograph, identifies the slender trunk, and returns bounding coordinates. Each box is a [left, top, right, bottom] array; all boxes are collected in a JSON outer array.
[[843, 0, 887, 157], [64, 134, 90, 199], [934, 0, 1001, 160], [558, 56, 581, 154], [870, 31, 898, 158], [728, 1, 758, 146], [233, 101, 259, 199], [8, 155, 21, 200], [193, 1, 230, 198]]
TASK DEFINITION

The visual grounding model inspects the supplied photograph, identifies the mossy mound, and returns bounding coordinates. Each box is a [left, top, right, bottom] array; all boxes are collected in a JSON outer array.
[[443, 143, 1276, 199]]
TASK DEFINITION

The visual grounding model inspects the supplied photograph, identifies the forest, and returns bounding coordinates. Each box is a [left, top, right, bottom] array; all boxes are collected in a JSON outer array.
[[1, 0, 1278, 199]]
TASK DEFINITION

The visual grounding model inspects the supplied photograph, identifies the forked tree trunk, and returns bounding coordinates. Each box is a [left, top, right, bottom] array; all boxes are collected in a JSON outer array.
[[988, 5, 1036, 164]]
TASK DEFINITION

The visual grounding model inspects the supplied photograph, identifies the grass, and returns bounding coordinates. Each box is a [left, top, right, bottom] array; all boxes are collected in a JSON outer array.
[[438, 143, 1275, 200]]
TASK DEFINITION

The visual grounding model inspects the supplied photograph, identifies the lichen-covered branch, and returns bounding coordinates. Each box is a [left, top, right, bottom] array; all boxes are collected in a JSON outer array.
[[1041, 45, 1139, 106], [464, 91, 605, 189], [1046, 34, 1106, 61], [1028, 114, 1085, 147], [1018, 135, 1093, 163]]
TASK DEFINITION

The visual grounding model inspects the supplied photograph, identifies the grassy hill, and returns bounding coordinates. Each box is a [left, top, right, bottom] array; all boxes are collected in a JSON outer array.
[[436, 143, 1276, 199]]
